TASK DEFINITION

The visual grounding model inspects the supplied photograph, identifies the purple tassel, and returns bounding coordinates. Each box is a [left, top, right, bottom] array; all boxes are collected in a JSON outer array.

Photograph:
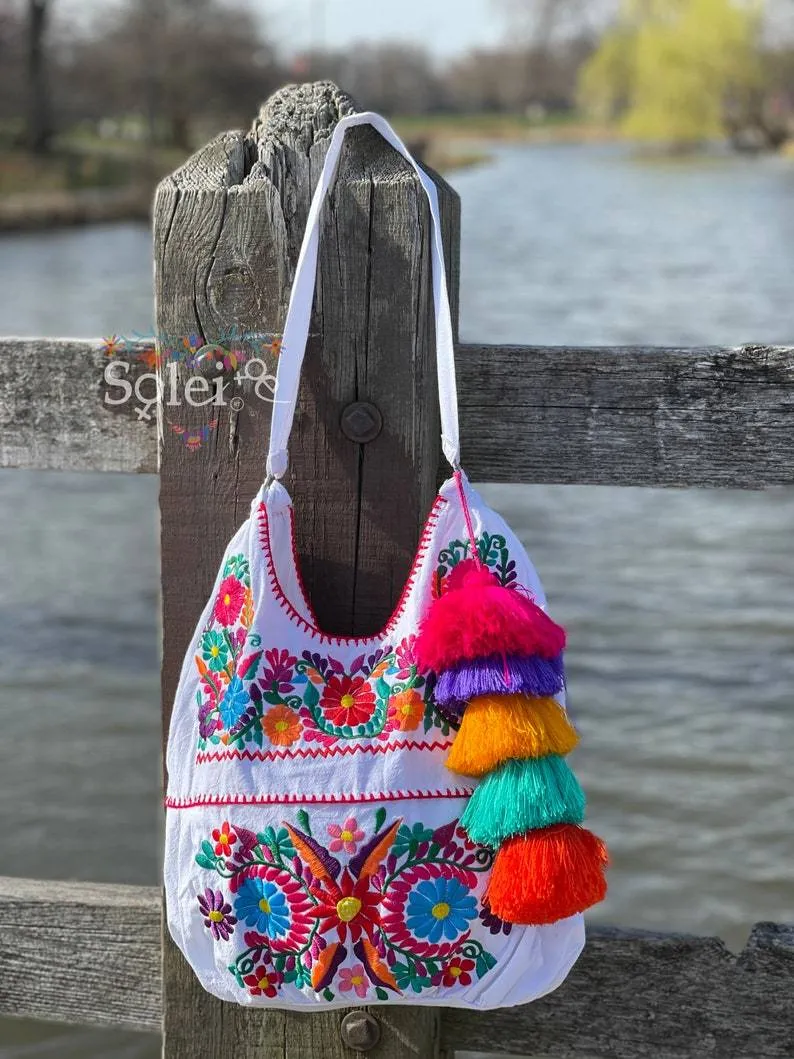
[[434, 653, 565, 708]]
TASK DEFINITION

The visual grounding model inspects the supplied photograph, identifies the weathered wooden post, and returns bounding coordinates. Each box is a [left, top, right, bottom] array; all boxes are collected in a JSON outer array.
[[154, 81, 459, 1058]]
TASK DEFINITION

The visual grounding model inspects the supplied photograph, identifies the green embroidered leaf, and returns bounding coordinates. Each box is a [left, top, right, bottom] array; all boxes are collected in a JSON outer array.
[[195, 853, 216, 871], [375, 676, 390, 699], [251, 722, 264, 747], [296, 808, 311, 837], [303, 681, 319, 709], [323, 988, 334, 1002], [374, 807, 386, 833], [375, 986, 388, 1001], [200, 839, 215, 860], [262, 690, 283, 705]]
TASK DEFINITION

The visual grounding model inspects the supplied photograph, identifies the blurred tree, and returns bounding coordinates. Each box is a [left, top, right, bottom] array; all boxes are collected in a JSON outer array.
[[306, 43, 443, 114], [579, 0, 764, 147], [66, 0, 282, 148], [27, 0, 52, 152]]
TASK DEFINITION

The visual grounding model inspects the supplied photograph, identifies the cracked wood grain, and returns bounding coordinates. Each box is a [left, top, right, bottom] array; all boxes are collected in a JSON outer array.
[[3, 341, 793, 486], [1, 878, 791, 1059]]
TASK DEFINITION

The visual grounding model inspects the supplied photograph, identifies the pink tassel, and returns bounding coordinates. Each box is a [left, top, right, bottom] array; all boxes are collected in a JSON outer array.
[[416, 560, 566, 673]]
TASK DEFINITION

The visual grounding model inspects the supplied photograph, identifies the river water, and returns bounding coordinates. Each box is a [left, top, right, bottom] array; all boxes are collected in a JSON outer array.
[[1, 143, 793, 1057]]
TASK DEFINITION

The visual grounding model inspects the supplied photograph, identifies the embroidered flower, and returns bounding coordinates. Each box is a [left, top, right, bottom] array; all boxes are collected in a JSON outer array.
[[440, 956, 474, 987], [311, 868, 381, 944], [260, 648, 297, 693], [201, 630, 230, 672], [243, 963, 282, 998], [327, 817, 364, 854], [338, 963, 369, 998], [388, 689, 424, 732], [214, 576, 246, 626], [212, 821, 237, 857], [218, 675, 249, 729], [406, 877, 477, 944], [234, 878, 291, 938], [262, 704, 302, 746], [240, 587, 254, 629], [395, 636, 418, 677], [197, 888, 237, 941], [320, 674, 376, 727]]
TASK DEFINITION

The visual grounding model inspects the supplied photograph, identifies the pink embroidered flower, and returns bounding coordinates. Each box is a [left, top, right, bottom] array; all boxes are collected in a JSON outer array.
[[338, 963, 369, 998], [395, 635, 418, 677], [327, 817, 364, 854], [212, 820, 237, 857], [214, 576, 246, 626]]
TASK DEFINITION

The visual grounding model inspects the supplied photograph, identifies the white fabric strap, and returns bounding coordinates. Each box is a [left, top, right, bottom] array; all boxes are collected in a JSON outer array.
[[266, 111, 461, 480]]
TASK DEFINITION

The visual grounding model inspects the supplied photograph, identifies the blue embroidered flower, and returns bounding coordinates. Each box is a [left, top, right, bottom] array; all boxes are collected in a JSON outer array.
[[218, 675, 248, 728], [406, 876, 477, 943], [234, 878, 290, 938]]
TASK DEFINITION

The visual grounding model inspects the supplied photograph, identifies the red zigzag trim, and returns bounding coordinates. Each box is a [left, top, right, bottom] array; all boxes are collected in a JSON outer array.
[[166, 787, 474, 809], [195, 738, 455, 765]]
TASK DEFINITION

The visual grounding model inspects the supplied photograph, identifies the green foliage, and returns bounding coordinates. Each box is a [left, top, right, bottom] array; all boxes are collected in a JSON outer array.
[[579, 0, 763, 146]]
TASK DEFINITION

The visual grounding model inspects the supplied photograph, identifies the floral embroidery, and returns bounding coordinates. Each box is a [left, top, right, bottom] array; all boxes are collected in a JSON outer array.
[[194, 809, 502, 1001], [197, 888, 237, 941], [196, 576, 450, 752], [327, 817, 364, 854], [433, 532, 516, 598], [339, 963, 370, 998], [212, 821, 236, 857]]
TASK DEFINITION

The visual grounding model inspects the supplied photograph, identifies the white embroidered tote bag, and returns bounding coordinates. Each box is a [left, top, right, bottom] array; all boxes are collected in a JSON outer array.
[[165, 111, 608, 1010]]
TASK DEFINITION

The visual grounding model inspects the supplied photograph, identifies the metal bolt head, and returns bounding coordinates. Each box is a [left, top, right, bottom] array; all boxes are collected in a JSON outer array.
[[340, 401, 383, 444], [340, 1010, 381, 1051]]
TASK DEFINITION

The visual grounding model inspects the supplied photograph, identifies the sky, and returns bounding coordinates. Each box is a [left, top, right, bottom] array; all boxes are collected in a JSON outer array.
[[267, 0, 507, 58]]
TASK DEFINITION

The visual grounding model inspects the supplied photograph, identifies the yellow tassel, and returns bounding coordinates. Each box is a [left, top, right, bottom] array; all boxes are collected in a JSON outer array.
[[446, 694, 578, 778]]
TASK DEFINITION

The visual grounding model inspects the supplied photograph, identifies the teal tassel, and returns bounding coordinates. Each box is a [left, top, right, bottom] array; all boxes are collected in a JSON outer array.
[[461, 755, 585, 847]]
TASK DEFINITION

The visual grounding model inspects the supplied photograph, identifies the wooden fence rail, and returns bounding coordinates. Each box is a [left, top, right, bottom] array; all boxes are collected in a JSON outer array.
[[1, 876, 792, 1058], [2, 338, 793, 485], [1, 79, 792, 1059]]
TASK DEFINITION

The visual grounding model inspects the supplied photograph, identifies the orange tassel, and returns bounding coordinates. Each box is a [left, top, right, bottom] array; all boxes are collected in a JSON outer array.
[[486, 823, 608, 925], [446, 694, 578, 777]]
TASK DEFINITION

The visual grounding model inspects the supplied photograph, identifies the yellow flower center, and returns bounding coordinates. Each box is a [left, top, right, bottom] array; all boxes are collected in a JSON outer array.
[[400, 702, 412, 715], [208, 910, 224, 923], [219, 834, 229, 845], [223, 593, 231, 606], [431, 901, 450, 920], [449, 965, 462, 978], [275, 720, 289, 732], [257, 975, 270, 990], [336, 896, 362, 922], [340, 829, 354, 842], [210, 645, 220, 657], [340, 694, 355, 710], [351, 974, 364, 986], [259, 898, 271, 914]]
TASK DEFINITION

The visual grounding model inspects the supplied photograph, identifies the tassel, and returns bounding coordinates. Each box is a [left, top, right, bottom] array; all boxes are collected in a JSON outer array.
[[460, 756, 585, 846], [434, 652, 565, 708], [446, 694, 578, 777], [416, 561, 566, 673], [486, 823, 608, 925]]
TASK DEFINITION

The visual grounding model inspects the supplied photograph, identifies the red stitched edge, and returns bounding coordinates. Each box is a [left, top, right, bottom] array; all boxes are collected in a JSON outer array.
[[166, 787, 473, 809], [195, 738, 454, 765], [257, 492, 448, 646]]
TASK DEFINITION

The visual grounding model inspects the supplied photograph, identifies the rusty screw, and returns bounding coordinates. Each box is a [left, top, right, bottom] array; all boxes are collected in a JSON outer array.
[[339, 1010, 381, 1051]]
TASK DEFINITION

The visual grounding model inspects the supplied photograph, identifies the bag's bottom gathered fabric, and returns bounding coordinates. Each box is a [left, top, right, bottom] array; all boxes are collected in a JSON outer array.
[[165, 799, 585, 1009]]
